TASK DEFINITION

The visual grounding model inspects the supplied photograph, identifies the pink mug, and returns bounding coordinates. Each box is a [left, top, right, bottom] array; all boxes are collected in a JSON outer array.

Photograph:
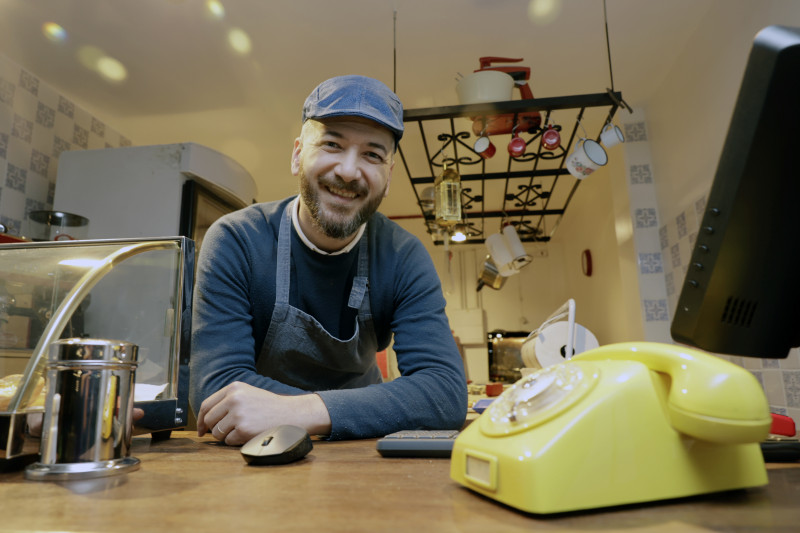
[[541, 125, 561, 151], [508, 135, 527, 157]]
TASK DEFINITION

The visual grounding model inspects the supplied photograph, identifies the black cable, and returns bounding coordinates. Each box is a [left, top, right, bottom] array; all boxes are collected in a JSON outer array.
[[393, 10, 397, 93], [603, 0, 614, 91]]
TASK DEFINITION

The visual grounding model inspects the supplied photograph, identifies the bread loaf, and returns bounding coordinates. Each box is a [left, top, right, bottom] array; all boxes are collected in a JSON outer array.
[[0, 374, 45, 411]]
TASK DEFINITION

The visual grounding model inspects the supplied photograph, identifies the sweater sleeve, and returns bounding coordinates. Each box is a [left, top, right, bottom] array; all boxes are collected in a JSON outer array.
[[317, 220, 468, 439]]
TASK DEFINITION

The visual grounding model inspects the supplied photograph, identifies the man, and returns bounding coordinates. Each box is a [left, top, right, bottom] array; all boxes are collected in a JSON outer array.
[[190, 75, 467, 444]]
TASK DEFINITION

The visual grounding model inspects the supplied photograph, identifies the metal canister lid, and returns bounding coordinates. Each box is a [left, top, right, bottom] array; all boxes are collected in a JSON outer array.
[[47, 338, 138, 364]]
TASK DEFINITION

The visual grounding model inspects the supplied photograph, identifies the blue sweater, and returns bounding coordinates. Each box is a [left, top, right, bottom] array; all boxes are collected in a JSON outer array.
[[189, 197, 468, 439]]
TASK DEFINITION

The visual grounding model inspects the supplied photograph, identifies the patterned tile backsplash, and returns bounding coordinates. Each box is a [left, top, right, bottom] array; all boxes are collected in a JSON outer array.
[[619, 109, 671, 344], [0, 53, 131, 236]]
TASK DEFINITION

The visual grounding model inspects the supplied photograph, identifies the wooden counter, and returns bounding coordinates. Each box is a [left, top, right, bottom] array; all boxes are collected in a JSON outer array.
[[1, 431, 799, 532]]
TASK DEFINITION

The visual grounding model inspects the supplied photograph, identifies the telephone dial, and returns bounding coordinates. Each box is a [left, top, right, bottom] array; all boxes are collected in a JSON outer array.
[[450, 342, 772, 514]]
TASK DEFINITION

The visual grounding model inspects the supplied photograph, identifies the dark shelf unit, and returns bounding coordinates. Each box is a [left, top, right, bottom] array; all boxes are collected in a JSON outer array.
[[397, 90, 625, 245]]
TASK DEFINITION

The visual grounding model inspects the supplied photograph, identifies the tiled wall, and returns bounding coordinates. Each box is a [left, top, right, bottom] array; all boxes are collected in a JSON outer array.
[[0, 53, 131, 236], [629, 107, 800, 430], [618, 109, 671, 343]]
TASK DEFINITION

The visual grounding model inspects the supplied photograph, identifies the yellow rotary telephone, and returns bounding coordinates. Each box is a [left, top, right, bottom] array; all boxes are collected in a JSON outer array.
[[450, 342, 772, 514]]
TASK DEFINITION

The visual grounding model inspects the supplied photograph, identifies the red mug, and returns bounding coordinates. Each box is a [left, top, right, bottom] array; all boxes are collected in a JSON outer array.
[[508, 135, 526, 157], [541, 125, 561, 151], [474, 136, 496, 159]]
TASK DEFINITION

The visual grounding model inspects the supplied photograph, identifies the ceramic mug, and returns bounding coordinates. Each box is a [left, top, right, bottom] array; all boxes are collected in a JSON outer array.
[[566, 138, 608, 179], [474, 136, 496, 159], [600, 123, 625, 148], [541, 125, 561, 151], [507, 134, 527, 157]]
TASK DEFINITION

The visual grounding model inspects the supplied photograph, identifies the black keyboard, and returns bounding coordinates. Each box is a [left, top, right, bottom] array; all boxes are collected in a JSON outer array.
[[376, 430, 459, 458]]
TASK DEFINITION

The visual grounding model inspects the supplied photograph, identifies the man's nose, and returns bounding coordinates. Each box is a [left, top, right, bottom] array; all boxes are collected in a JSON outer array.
[[335, 148, 361, 181]]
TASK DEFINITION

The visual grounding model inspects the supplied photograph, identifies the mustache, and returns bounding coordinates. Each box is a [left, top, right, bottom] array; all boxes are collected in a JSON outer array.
[[318, 175, 368, 196]]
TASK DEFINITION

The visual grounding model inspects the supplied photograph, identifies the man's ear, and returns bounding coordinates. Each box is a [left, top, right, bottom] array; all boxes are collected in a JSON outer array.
[[290, 138, 302, 176]]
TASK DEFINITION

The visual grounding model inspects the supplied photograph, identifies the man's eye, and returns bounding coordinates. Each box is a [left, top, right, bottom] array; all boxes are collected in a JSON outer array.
[[321, 140, 341, 150], [365, 152, 385, 163]]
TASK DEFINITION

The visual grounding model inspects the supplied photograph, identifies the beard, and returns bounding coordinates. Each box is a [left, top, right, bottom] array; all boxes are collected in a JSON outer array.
[[299, 169, 387, 240]]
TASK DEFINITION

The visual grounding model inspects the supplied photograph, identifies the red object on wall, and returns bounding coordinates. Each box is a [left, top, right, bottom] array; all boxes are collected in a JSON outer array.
[[581, 249, 593, 277]]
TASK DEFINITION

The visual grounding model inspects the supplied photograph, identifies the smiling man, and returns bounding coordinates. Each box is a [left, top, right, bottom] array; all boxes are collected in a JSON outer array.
[[189, 75, 467, 444]]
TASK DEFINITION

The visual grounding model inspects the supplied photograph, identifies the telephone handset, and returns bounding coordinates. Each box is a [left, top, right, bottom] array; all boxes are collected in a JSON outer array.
[[573, 341, 772, 444]]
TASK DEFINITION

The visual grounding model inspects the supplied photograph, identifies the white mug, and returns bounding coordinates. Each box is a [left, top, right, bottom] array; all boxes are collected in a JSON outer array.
[[502, 224, 532, 269], [600, 123, 624, 148], [474, 136, 496, 159], [566, 138, 607, 180]]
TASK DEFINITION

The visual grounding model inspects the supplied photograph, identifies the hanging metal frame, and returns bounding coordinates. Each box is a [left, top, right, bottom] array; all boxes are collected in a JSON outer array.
[[397, 90, 624, 245]]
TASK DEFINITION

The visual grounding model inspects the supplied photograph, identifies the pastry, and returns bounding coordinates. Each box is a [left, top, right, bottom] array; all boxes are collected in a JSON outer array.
[[0, 374, 45, 411]]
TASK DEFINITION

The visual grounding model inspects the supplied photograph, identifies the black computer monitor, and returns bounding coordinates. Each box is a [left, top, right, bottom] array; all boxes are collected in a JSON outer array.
[[671, 25, 800, 359]]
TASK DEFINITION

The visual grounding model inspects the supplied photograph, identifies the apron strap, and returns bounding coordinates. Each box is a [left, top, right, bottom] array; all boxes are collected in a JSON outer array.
[[271, 203, 294, 320], [348, 225, 371, 311]]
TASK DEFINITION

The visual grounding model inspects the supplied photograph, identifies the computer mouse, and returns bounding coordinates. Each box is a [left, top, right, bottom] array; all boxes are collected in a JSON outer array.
[[240, 425, 313, 466]]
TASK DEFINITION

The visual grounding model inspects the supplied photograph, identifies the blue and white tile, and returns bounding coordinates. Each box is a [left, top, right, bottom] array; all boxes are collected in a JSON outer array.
[[781, 370, 800, 408]]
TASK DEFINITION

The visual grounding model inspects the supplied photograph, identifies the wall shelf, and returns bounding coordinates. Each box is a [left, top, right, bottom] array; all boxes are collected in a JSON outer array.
[[397, 90, 625, 245]]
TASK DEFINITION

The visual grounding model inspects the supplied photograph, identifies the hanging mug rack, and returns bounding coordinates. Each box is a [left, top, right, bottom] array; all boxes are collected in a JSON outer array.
[[397, 90, 627, 245]]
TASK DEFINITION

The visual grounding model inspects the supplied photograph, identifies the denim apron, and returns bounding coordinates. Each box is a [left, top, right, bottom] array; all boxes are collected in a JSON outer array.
[[256, 203, 382, 390]]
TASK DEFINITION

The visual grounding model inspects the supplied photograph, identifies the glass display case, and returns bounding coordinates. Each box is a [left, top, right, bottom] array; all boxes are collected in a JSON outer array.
[[0, 237, 194, 467]]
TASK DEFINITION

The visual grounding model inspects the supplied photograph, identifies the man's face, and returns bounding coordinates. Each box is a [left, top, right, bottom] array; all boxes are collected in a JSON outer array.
[[291, 118, 395, 243]]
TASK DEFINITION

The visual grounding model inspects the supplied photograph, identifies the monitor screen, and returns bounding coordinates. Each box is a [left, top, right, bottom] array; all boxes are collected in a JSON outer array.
[[671, 25, 800, 359]]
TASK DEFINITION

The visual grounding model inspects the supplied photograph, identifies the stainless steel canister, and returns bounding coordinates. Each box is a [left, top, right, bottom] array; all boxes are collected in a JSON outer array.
[[25, 338, 140, 480]]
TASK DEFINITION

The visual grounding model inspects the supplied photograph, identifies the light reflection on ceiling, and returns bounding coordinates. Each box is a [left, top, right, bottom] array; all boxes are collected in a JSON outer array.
[[96, 55, 127, 83], [42, 22, 67, 44], [76, 45, 127, 83], [206, 0, 225, 20], [38, 0, 252, 89], [228, 28, 252, 55], [528, 0, 563, 24]]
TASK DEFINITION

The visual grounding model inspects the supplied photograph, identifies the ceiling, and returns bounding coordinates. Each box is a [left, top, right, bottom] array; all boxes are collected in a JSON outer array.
[[0, 0, 712, 222]]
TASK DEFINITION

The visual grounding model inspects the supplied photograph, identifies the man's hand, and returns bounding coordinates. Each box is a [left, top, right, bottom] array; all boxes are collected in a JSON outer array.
[[196, 382, 332, 445]]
